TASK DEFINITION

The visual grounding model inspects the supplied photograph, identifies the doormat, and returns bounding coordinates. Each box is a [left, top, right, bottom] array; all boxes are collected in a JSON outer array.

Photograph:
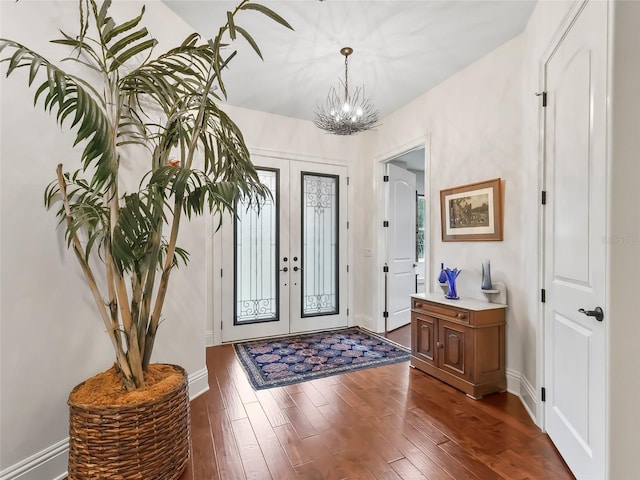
[[234, 327, 410, 390]]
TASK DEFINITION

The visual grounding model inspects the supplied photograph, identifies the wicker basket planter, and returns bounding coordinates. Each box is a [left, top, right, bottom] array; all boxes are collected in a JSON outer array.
[[67, 364, 190, 480]]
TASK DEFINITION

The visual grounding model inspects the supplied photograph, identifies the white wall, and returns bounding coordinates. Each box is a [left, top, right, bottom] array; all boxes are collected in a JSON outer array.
[[0, 1, 206, 475], [362, 35, 526, 388], [608, 1, 640, 476], [409, 169, 425, 196]]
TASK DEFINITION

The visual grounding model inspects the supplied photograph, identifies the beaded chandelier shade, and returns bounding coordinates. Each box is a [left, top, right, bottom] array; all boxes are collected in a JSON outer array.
[[314, 47, 379, 135]]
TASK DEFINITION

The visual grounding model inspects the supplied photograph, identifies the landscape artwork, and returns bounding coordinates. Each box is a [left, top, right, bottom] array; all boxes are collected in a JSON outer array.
[[440, 178, 503, 241]]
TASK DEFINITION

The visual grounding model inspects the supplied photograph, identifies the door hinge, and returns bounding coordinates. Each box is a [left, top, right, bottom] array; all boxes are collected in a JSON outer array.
[[347, 221, 350, 229], [347, 308, 350, 316], [346, 265, 350, 273], [220, 268, 223, 277], [346, 176, 350, 186], [536, 91, 547, 107], [383, 311, 389, 318], [541, 289, 546, 303], [383, 175, 389, 182], [383, 265, 389, 273], [220, 321, 223, 330], [541, 387, 546, 402], [383, 220, 389, 228], [541, 191, 547, 205]]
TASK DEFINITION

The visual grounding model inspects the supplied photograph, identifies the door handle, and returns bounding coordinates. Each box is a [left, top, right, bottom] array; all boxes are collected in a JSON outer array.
[[280, 267, 288, 272], [578, 306, 604, 322], [293, 266, 303, 272]]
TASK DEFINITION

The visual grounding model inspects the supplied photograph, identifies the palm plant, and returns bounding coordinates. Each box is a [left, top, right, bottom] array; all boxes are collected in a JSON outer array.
[[0, 0, 292, 391]]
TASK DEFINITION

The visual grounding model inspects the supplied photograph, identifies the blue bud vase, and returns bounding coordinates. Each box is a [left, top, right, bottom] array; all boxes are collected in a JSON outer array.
[[437, 262, 447, 284], [444, 268, 461, 300], [481, 259, 493, 290]]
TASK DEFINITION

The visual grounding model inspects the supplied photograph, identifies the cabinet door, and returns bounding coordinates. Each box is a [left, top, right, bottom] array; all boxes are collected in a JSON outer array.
[[412, 314, 436, 365], [438, 320, 470, 380]]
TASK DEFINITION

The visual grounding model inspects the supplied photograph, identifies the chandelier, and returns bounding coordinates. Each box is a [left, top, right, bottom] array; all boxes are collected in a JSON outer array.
[[314, 47, 379, 135]]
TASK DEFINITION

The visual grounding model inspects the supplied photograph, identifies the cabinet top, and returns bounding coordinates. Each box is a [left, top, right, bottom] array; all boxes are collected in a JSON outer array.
[[411, 292, 507, 311]]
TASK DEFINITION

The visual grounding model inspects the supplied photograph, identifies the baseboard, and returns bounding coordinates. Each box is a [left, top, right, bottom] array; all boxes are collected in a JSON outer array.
[[519, 374, 538, 425], [188, 367, 210, 400], [1, 367, 210, 480], [506, 368, 521, 395], [506, 368, 538, 425], [0, 438, 68, 480], [205, 329, 215, 347]]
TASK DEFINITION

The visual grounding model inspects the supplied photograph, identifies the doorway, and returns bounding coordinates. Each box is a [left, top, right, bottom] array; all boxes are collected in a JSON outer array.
[[220, 156, 348, 342], [382, 147, 427, 332]]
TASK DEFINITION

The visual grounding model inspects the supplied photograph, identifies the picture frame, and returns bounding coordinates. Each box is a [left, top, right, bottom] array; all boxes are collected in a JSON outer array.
[[440, 178, 503, 241]]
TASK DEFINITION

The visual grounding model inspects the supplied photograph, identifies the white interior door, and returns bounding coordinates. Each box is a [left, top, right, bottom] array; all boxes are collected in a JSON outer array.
[[221, 158, 348, 342], [386, 163, 416, 331], [543, 1, 607, 478]]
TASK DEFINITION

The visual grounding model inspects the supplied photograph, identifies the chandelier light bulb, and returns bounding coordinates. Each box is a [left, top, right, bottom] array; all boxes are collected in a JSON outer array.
[[314, 47, 379, 135]]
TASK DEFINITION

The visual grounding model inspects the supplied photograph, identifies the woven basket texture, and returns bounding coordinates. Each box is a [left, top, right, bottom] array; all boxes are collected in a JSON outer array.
[[67, 364, 190, 480]]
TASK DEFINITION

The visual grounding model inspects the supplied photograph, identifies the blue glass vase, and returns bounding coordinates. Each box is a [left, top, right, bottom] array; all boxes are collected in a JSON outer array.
[[444, 268, 461, 300]]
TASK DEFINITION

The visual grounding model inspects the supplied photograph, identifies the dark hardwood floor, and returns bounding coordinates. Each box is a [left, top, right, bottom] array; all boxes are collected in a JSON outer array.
[[179, 325, 574, 480]]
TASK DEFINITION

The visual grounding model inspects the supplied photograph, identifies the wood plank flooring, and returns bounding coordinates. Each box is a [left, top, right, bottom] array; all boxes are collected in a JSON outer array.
[[179, 327, 574, 480]]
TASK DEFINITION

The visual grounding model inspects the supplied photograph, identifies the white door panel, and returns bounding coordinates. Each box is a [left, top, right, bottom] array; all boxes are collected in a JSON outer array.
[[290, 162, 348, 333], [221, 158, 290, 343], [387, 163, 416, 331], [543, 1, 607, 478]]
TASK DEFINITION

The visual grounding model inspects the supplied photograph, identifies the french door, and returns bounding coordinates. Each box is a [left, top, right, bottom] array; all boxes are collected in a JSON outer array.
[[221, 157, 348, 342]]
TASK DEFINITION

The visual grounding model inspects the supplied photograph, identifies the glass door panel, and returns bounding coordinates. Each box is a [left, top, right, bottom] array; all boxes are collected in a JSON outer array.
[[235, 169, 279, 324], [290, 162, 347, 334], [301, 173, 339, 316], [221, 158, 290, 343]]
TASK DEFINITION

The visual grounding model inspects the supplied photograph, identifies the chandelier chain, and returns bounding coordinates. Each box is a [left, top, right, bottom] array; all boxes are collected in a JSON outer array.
[[344, 54, 349, 103]]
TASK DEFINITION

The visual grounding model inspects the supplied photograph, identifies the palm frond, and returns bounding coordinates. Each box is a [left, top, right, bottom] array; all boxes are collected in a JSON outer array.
[[240, 3, 294, 31], [111, 189, 166, 272], [1, 40, 115, 187]]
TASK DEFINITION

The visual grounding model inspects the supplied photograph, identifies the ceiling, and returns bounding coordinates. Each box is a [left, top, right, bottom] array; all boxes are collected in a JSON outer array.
[[163, 0, 536, 122]]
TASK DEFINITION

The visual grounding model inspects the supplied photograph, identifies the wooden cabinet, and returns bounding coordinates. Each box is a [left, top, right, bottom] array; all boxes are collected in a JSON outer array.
[[410, 294, 506, 399]]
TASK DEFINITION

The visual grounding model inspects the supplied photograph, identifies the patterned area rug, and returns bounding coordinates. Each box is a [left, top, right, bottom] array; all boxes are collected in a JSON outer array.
[[234, 327, 410, 390]]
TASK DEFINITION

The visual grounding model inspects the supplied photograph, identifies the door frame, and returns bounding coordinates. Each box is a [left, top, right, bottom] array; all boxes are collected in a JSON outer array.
[[374, 135, 431, 334], [536, 3, 610, 474], [208, 148, 351, 345]]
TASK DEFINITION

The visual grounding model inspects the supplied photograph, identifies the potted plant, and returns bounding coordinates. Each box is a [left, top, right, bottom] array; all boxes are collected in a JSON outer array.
[[0, 0, 291, 478]]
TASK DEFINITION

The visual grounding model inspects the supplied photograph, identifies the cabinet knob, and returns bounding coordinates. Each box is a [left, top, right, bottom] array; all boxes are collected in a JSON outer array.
[[415, 303, 423, 308], [457, 313, 467, 319], [436, 342, 443, 349]]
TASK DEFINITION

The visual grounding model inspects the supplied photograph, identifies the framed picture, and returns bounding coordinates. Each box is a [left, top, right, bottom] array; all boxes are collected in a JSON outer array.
[[440, 178, 503, 241]]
